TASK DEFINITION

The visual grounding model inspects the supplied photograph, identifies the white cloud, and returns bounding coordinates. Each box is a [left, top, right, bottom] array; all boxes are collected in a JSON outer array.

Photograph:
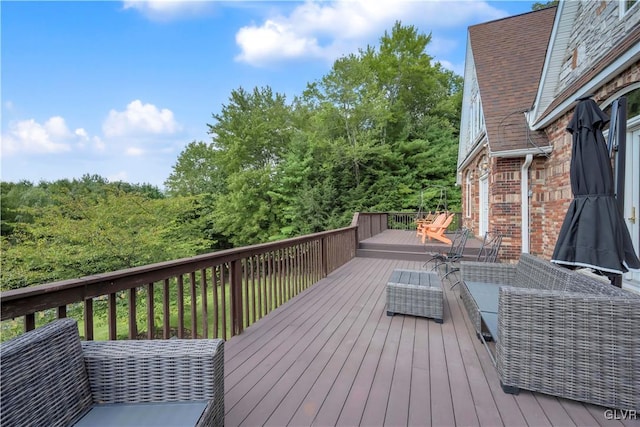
[[235, 0, 510, 67], [1, 117, 74, 156], [107, 171, 129, 182], [122, 0, 212, 21], [4, 100, 14, 111], [75, 128, 89, 140], [125, 147, 145, 156], [93, 136, 106, 152], [236, 20, 325, 66], [103, 100, 181, 138]]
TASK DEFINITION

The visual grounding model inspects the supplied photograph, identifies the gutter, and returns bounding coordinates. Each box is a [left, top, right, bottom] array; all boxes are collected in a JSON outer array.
[[490, 146, 552, 158], [521, 154, 533, 253]]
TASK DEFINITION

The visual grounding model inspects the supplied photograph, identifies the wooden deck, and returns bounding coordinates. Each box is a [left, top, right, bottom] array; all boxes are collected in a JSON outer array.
[[224, 232, 639, 426], [357, 229, 484, 262]]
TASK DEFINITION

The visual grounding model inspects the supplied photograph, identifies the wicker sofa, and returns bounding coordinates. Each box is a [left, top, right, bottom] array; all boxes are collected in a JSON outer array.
[[460, 253, 639, 411], [0, 318, 224, 426]]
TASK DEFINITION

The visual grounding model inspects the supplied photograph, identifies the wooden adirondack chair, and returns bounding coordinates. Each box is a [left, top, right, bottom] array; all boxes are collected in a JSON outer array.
[[415, 212, 440, 236], [422, 213, 455, 244], [416, 212, 446, 239]]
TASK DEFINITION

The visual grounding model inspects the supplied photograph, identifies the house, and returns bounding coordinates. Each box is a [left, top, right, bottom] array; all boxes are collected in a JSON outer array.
[[457, 0, 640, 291]]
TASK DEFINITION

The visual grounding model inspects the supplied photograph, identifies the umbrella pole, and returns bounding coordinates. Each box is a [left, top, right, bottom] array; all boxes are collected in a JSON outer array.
[[610, 97, 627, 289], [613, 97, 627, 214]]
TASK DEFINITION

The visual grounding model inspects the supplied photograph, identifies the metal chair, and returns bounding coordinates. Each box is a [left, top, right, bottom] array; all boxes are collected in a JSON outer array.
[[449, 231, 503, 289], [425, 227, 470, 274]]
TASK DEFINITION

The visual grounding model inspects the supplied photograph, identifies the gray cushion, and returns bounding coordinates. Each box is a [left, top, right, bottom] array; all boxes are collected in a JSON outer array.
[[464, 281, 500, 313], [73, 401, 209, 427]]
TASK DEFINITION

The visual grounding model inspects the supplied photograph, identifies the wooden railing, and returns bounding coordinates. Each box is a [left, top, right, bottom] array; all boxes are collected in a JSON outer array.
[[352, 212, 388, 242], [388, 211, 463, 231], [1, 212, 389, 341]]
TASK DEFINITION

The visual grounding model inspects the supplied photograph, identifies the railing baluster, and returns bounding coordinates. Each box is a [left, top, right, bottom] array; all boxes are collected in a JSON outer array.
[[163, 279, 170, 339], [296, 245, 300, 294], [268, 255, 272, 314], [57, 306, 66, 319], [201, 268, 208, 339], [251, 256, 257, 322], [260, 255, 266, 317], [243, 259, 249, 328], [128, 288, 137, 340], [190, 271, 197, 339], [212, 266, 218, 339], [230, 259, 243, 337], [25, 314, 35, 332], [177, 275, 184, 339], [108, 293, 117, 340], [221, 264, 227, 341], [84, 299, 94, 341], [147, 283, 154, 340], [278, 250, 283, 306]]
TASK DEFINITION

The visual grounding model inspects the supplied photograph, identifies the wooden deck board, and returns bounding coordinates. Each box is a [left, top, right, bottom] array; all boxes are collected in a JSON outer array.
[[224, 231, 638, 427], [226, 267, 374, 424], [446, 276, 507, 427], [384, 316, 415, 427], [408, 317, 431, 427]]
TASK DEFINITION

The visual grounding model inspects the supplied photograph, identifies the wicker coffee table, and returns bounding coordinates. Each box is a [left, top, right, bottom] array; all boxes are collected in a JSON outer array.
[[386, 269, 443, 323]]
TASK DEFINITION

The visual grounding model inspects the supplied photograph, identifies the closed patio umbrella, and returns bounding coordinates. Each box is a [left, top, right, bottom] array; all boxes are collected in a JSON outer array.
[[551, 97, 640, 280]]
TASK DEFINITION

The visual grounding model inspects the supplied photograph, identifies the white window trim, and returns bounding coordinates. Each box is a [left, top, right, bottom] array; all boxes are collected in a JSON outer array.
[[465, 171, 472, 218], [620, 0, 639, 18]]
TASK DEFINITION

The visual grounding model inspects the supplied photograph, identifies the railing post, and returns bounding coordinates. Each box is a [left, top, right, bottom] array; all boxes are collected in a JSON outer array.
[[230, 259, 244, 336]]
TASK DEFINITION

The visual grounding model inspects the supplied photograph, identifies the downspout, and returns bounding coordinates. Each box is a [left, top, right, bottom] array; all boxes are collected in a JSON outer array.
[[521, 154, 533, 253]]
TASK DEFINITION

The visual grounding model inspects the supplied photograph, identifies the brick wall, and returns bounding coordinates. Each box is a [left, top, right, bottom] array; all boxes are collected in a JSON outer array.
[[460, 61, 639, 261], [532, 115, 573, 259], [532, 60, 640, 259], [491, 157, 523, 260]]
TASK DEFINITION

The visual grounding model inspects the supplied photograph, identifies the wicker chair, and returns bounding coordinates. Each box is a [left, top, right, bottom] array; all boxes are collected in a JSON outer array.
[[0, 318, 224, 427], [459, 253, 640, 411]]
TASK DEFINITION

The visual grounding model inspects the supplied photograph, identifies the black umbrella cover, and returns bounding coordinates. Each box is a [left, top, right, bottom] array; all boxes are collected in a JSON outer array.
[[552, 98, 640, 275]]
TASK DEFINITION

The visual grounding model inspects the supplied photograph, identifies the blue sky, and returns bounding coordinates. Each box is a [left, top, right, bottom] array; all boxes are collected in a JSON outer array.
[[1, 0, 537, 189]]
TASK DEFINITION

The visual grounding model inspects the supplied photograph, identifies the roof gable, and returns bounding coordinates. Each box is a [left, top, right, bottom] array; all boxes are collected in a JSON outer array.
[[529, 1, 579, 126], [469, 7, 556, 153]]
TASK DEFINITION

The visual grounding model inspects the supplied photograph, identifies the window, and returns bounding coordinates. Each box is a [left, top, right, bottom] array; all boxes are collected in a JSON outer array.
[[620, 0, 638, 16], [603, 85, 640, 124], [469, 90, 484, 143]]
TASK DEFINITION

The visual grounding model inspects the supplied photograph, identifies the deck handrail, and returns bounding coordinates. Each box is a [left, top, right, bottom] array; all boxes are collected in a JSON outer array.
[[1, 212, 390, 342], [388, 211, 463, 231]]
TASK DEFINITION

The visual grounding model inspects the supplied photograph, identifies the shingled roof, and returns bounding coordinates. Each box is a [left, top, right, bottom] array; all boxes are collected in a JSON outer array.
[[469, 7, 556, 153]]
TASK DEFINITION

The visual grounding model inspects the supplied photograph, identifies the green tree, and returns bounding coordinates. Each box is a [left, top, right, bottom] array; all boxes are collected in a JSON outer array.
[[532, 1, 559, 11], [165, 141, 225, 196], [208, 86, 293, 174], [0, 188, 206, 290]]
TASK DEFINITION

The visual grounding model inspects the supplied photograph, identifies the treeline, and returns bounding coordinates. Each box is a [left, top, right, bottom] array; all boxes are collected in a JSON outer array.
[[166, 23, 462, 244], [1, 22, 462, 291], [0, 175, 224, 290]]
